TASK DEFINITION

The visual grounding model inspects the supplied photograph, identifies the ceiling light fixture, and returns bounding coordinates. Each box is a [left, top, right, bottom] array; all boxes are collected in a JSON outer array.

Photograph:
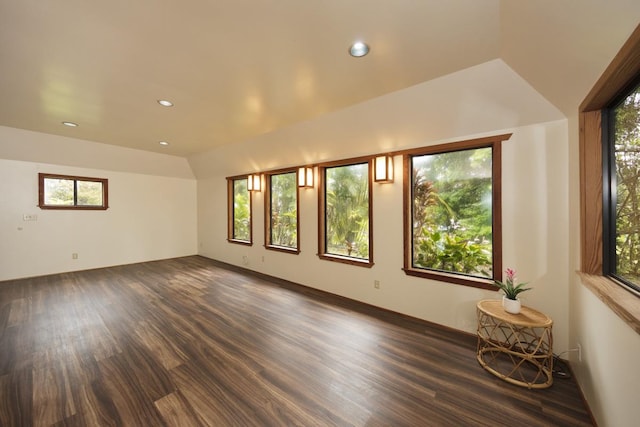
[[157, 99, 174, 107], [62, 121, 78, 127], [349, 41, 370, 57], [159, 141, 170, 146]]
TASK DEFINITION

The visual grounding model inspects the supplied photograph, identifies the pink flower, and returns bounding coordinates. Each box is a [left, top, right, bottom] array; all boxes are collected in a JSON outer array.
[[505, 268, 516, 283], [494, 267, 531, 300]]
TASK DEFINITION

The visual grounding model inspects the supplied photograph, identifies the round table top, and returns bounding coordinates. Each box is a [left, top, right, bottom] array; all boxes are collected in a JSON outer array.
[[477, 299, 553, 327]]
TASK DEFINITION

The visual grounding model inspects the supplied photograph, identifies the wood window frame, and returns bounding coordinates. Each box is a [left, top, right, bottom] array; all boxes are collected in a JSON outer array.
[[264, 168, 301, 254], [317, 156, 374, 268], [402, 134, 509, 290], [38, 173, 108, 210], [227, 175, 253, 246], [579, 23, 640, 334]]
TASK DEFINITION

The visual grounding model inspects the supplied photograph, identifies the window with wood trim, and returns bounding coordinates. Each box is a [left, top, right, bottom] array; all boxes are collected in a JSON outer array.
[[403, 136, 506, 289], [227, 176, 252, 245], [602, 79, 640, 294], [265, 170, 300, 253], [318, 160, 373, 267], [38, 173, 108, 210], [580, 23, 640, 301]]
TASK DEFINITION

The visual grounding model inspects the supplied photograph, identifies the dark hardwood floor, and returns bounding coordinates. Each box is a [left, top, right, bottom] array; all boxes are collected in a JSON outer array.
[[0, 256, 593, 426]]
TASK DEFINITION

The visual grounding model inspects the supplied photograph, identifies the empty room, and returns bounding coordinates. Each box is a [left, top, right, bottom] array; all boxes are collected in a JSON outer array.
[[1, 1, 640, 426]]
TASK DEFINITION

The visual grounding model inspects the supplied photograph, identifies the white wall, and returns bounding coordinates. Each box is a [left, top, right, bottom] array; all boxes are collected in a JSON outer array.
[[571, 281, 640, 427], [193, 59, 574, 352], [0, 128, 198, 281], [0, 126, 195, 179]]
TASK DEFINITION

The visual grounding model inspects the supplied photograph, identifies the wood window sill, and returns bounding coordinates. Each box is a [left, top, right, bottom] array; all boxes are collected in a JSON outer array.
[[578, 272, 640, 335]]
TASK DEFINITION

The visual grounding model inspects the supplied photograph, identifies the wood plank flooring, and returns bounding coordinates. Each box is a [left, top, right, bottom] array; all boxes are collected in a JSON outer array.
[[0, 256, 594, 426]]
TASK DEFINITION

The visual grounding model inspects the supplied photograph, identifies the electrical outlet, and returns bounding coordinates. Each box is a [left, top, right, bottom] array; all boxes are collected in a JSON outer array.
[[577, 343, 582, 362], [72, 253, 78, 260], [374, 280, 380, 289]]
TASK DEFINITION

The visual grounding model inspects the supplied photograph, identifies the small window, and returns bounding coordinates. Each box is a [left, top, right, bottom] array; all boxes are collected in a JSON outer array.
[[227, 176, 252, 245], [38, 173, 108, 210], [318, 160, 373, 267], [603, 80, 640, 294], [265, 171, 299, 253], [404, 138, 503, 288]]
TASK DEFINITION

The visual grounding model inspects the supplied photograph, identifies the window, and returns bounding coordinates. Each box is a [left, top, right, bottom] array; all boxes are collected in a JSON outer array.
[[265, 171, 299, 253], [603, 81, 640, 294], [227, 176, 252, 245], [579, 24, 640, 331], [403, 136, 505, 288], [318, 160, 373, 267], [38, 173, 108, 210]]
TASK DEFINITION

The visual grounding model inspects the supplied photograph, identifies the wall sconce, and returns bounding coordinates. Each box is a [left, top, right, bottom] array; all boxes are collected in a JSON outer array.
[[374, 155, 394, 183], [298, 166, 314, 188], [247, 174, 262, 191]]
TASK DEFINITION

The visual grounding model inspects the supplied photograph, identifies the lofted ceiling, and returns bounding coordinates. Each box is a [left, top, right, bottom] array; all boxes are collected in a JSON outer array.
[[0, 0, 638, 157]]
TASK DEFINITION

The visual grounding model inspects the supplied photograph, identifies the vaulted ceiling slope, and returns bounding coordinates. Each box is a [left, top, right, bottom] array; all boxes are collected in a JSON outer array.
[[0, 1, 638, 157]]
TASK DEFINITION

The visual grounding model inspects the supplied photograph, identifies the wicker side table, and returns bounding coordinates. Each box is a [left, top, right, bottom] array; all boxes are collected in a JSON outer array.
[[476, 299, 553, 389]]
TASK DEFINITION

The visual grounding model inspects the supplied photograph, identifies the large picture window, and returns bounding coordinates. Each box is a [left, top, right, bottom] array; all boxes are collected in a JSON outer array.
[[38, 173, 108, 210], [227, 176, 252, 245], [403, 136, 505, 288], [604, 80, 640, 294], [579, 24, 640, 330], [265, 171, 299, 253], [318, 160, 373, 267]]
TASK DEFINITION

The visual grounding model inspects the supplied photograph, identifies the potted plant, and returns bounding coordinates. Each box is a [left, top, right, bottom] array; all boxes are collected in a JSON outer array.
[[493, 268, 531, 314]]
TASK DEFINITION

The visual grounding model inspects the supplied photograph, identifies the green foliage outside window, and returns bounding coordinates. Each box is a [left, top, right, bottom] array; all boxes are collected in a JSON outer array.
[[43, 177, 104, 207], [44, 178, 74, 205], [325, 163, 369, 259], [77, 181, 103, 206], [233, 179, 250, 241], [613, 84, 640, 288], [270, 172, 297, 248], [412, 148, 493, 277]]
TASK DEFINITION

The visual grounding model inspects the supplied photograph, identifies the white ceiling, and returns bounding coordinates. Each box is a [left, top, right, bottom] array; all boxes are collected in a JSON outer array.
[[0, 0, 638, 157]]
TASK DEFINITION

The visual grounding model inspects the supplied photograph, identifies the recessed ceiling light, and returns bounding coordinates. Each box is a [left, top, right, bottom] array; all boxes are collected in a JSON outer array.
[[349, 41, 369, 57], [62, 121, 78, 127], [159, 141, 170, 146], [157, 99, 174, 107]]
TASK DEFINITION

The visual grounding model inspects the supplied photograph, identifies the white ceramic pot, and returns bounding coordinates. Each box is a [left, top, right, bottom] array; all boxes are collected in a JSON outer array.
[[502, 296, 521, 314]]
